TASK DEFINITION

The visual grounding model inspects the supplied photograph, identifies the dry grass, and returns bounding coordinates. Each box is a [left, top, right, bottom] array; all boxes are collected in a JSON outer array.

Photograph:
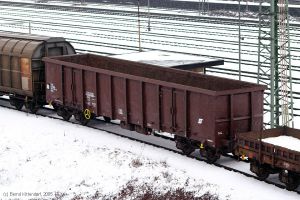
[[114, 181, 219, 200], [62, 185, 219, 200], [131, 158, 143, 168]]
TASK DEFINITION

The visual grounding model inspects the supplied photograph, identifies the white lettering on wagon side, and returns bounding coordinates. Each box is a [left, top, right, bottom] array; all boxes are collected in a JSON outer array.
[[47, 83, 57, 93], [198, 118, 204, 124], [85, 91, 96, 108]]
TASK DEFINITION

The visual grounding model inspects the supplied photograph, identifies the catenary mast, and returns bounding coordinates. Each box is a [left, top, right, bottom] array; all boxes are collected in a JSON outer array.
[[257, 0, 294, 128]]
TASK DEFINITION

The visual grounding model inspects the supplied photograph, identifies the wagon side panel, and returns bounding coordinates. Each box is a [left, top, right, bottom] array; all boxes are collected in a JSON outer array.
[[232, 91, 264, 133], [127, 79, 143, 126], [215, 95, 231, 149], [63, 67, 74, 108], [144, 83, 160, 131], [251, 91, 264, 131], [112, 76, 126, 121], [97, 73, 112, 119], [73, 69, 83, 110], [232, 93, 251, 133], [173, 89, 186, 137], [83, 71, 97, 114], [188, 92, 215, 143], [215, 90, 264, 151], [45, 63, 63, 105], [160, 87, 173, 133]]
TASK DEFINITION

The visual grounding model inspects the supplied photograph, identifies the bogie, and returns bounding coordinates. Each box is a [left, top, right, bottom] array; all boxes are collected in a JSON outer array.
[[57, 108, 72, 121], [250, 161, 270, 180], [9, 96, 24, 110], [175, 136, 195, 156], [279, 171, 299, 191]]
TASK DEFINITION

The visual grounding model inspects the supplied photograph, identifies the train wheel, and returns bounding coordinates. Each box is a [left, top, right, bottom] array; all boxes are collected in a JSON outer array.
[[255, 168, 269, 180], [10, 98, 24, 110], [75, 111, 91, 126], [175, 137, 195, 156], [57, 108, 72, 121], [205, 147, 220, 164], [79, 115, 89, 125], [250, 162, 269, 180], [285, 179, 299, 191], [103, 116, 111, 123], [182, 146, 195, 156], [279, 171, 299, 191], [25, 101, 39, 114]]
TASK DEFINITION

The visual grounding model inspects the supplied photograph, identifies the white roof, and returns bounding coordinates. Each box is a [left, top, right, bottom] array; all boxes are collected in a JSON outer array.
[[112, 51, 223, 69]]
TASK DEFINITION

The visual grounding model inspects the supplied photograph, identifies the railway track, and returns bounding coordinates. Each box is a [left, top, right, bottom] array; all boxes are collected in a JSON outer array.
[[3, 0, 300, 29], [1, 2, 299, 66], [0, 1, 261, 25], [1, 2, 300, 63], [3, 2, 300, 37], [1, 10, 300, 66], [0, 96, 299, 193]]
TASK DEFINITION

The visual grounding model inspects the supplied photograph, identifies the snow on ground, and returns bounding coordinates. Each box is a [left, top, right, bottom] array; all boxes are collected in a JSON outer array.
[[0, 107, 299, 199], [262, 135, 300, 152]]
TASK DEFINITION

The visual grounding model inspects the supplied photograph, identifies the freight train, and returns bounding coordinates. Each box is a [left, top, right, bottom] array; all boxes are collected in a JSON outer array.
[[0, 33, 299, 190]]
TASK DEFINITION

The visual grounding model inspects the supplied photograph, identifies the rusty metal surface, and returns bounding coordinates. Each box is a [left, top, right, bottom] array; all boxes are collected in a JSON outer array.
[[0, 32, 75, 100], [44, 53, 266, 152], [236, 127, 300, 173]]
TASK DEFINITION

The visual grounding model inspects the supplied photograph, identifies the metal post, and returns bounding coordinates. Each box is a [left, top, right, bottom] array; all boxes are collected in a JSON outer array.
[[198, 0, 200, 16], [137, 0, 142, 51], [147, 0, 151, 31], [29, 21, 31, 34], [271, 0, 279, 127], [286, 0, 294, 127], [278, 0, 294, 127], [238, 0, 241, 80], [257, 0, 274, 128], [207, 0, 209, 14]]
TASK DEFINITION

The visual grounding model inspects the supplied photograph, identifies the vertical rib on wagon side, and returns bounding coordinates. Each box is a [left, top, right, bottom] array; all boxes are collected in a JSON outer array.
[[43, 54, 266, 162]]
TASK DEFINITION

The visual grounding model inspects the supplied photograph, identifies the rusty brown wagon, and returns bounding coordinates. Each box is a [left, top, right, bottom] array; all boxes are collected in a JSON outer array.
[[236, 126, 300, 190], [0, 32, 75, 113], [43, 53, 266, 163]]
